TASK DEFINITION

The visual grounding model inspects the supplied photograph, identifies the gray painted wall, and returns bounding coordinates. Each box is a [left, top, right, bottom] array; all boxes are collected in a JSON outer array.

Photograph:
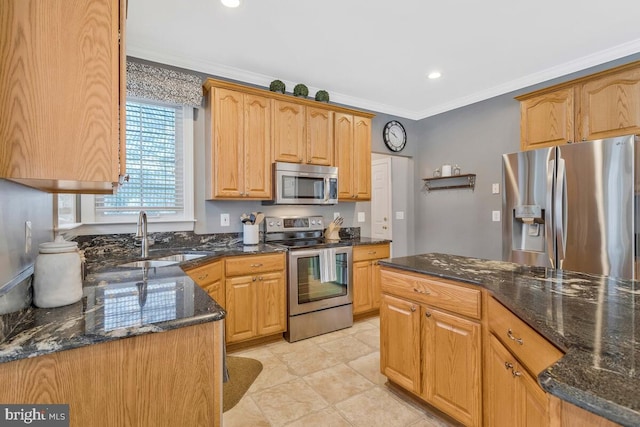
[[412, 53, 640, 261], [0, 180, 53, 287]]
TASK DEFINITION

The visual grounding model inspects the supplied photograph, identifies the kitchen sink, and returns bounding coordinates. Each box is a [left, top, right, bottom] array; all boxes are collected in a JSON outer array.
[[116, 259, 179, 268], [153, 253, 207, 262]]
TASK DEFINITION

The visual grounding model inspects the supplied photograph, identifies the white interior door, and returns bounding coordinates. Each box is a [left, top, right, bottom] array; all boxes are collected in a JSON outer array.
[[371, 158, 392, 243]]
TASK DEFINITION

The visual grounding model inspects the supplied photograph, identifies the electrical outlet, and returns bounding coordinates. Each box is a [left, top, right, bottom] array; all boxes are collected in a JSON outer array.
[[220, 213, 230, 227], [357, 212, 365, 223], [492, 211, 501, 222], [25, 221, 32, 253], [334, 212, 340, 220], [395, 211, 404, 220], [492, 183, 500, 194]]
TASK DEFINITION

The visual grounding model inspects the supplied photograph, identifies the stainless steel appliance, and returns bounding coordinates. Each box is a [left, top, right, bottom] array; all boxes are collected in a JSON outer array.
[[264, 215, 353, 342], [265, 162, 338, 205], [502, 134, 639, 279]]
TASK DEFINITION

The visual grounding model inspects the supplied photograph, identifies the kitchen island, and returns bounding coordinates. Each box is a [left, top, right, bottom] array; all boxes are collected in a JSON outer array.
[[0, 264, 226, 427], [379, 253, 639, 427]]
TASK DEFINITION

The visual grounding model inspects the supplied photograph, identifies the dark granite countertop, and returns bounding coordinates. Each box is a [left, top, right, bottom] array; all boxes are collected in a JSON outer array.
[[379, 253, 640, 427], [0, 234, 386, 366]]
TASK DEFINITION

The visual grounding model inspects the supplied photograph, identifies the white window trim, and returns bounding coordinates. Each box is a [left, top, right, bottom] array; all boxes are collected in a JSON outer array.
[[72, 105, 195, 236]]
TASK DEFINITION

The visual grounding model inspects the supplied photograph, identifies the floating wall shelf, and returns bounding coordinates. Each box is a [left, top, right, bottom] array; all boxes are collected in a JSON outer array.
[[422, 174, 476, 192]]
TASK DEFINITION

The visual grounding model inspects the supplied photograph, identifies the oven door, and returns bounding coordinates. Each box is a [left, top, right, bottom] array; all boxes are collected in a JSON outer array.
[[288, 246, 352, 316]]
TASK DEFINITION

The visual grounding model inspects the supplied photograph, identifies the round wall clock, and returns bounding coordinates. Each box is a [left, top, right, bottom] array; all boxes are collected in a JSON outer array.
[[383, 120, 407, 152]]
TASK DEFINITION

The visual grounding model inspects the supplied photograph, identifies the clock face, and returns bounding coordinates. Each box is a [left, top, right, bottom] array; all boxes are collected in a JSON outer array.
[[383, 120, 407, 152]]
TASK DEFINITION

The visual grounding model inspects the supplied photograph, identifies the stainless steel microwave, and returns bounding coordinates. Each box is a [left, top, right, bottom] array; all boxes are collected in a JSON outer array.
[[267, 162, 338, 205]]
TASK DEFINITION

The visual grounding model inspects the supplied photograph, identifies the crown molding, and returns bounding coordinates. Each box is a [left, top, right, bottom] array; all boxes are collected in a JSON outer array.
[[128, 37, 640, 122]]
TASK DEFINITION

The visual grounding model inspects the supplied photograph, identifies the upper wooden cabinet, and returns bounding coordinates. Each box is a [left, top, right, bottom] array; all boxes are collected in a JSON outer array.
[[203, 78, 373, 199], [306, 107, 334, 166], [205, 87, 271, 199], [517, 61, 640, 151], [335, 113, 372, 201], [0, 0, 127, 193]]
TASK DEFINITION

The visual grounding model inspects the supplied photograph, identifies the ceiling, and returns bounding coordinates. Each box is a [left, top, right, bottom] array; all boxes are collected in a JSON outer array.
[[126, 0, 640, 120]]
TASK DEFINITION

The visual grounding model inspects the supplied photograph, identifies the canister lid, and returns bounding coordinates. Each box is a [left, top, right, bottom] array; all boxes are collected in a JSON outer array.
[[39, 235, 78, 254]]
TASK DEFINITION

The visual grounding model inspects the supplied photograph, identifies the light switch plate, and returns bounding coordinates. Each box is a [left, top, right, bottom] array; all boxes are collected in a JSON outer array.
[[357, 212, 365, 223], [334, 212, 340, 220], [492, 211, 501, 222], [396, 211, 404, 220], [220, 213, 230, 227], [492, 183, 500, 194]]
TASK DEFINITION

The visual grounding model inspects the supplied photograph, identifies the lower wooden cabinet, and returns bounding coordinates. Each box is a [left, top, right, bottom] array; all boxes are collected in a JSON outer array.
[[352, 243, 390, 315], [184, 260, 225, 308], [422, 307, 481, 426], [224, 253, 286, 344], [485, 333, 550, 426], [380, 293, 421, 393], [380, 267, 482, 426]]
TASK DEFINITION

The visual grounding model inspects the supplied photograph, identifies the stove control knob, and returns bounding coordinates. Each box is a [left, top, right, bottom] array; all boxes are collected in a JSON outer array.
[[268, 221, 274, 227], [276, 221, 282, 226], [311, 220, 316, 225], [317, 219, 323, 225]]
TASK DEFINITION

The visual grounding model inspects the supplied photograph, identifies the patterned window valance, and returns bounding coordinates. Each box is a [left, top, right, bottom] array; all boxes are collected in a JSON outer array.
[[126, 61, 203, 107]]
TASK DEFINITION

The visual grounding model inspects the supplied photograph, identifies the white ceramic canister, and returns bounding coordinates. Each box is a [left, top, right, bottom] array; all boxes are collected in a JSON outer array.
[[441, 164, 452, 177], [33, 236, 84, 308], [243, 224, 259, 245]]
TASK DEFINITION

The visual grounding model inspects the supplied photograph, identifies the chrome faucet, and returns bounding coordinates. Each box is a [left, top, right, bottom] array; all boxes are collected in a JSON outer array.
[[135, 210, 149, 258]]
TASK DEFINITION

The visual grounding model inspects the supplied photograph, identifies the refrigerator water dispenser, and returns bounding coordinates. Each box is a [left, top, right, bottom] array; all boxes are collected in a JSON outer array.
[[512, 205, 545, 252]]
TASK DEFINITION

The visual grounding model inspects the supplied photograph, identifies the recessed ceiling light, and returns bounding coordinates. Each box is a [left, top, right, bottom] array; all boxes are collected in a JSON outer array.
[[427, 71, 442, 79], [221, 0, 240, 7]]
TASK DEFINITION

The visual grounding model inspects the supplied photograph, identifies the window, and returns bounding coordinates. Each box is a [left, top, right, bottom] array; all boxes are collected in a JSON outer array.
[[96, 101, 186, 220], [73, 100, 194, 234]]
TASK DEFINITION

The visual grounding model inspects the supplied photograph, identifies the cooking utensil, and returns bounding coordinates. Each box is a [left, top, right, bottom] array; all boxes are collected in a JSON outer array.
[[255, 212, 265, 225]]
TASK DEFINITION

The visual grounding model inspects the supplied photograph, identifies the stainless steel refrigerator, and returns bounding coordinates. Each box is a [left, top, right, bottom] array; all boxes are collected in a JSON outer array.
[[502, 134, 639, 280]]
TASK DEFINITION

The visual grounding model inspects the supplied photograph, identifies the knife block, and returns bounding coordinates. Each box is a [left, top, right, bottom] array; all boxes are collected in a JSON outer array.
[[324, 223, 341, 241]]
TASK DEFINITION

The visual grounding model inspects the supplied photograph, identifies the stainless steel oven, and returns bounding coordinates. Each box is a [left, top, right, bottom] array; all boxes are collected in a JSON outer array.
[[264, 215, 353, 342]]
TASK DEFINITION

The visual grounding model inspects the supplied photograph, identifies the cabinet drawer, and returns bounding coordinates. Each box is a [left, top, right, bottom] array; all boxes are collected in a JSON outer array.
[[488, 297, 563, 375], [185, 260, 223, 286], [225, 253, 285, 277], [353, 243, 390, 262], [380, 268, 481, 319]]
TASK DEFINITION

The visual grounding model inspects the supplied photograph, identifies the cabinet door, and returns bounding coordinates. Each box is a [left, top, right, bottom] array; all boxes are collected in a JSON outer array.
[[423, 307, 481, 427], [272, 100, 305, 163], [225, 276, 256, 343], [380, 294, 421, 393], [244, 94, 271, 198], [579, 66, 640, 141], [353, 116, 372, 200], [520, 88, 575, 151], [353, 260, 373, 315], [256, 271, 286, 336], [212, 88, 244, 198], [1, 0, 122, 192], [518, 366, 549, 427], [485, 334, 518, 427], [184, 260, 225, 309], [306, 107, 334, 166], [334, 113, 355, 200]]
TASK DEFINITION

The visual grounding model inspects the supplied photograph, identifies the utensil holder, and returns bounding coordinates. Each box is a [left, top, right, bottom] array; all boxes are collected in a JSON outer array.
[[243, 224, 259, 245]]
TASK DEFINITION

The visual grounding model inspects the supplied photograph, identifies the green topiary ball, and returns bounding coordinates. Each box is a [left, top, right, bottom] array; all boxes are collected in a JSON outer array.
[[293, 84, 309, 98], [269, 79, 286, 94], [315, 90, 330, 102]]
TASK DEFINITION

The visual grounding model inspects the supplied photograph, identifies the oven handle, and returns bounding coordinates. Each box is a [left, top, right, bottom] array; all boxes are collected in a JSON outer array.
[[324, 177, 330, 202]]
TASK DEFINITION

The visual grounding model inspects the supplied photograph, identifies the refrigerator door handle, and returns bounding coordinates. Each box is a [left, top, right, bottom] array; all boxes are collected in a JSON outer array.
[[546, 159, 555, 268], [555, 158, 567, 266]]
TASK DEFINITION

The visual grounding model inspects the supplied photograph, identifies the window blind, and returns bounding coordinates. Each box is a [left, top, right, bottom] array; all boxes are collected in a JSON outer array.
[[96, 101, 184, 218]]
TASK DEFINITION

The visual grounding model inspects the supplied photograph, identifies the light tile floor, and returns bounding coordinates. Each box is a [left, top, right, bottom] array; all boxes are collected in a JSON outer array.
[[223, 316, 458, 427]]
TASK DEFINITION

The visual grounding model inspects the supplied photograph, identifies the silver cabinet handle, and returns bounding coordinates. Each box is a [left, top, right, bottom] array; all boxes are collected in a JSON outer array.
[[504, 362, 513, 370], [410, 306, 416, 312], [252, 277, 257, 281], [250, 263, 263, 268], [507, 329, 524, 345], [413, 288, 431, 295], [512, 370, 522, 377], [425, 311, 432, 317], [198, 273, 209, 281]]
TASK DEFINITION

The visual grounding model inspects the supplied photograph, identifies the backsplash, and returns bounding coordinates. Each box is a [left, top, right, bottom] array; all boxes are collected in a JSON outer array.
[[75, 228, 360, 262]]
